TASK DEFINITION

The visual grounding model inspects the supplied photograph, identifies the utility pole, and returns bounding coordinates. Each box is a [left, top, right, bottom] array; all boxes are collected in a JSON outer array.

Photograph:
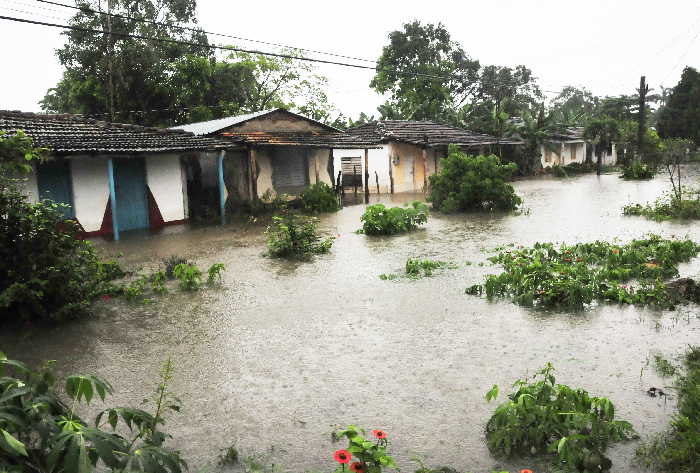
[[637, 75, 648, 162], [106, 0, 115, 122]]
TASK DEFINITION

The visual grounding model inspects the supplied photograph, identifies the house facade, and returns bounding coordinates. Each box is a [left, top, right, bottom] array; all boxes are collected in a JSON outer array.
[[331, 121, 506, 194], [172, 109, 376, 201], [1, 110, 237, 239], [540, 127, 617, 168]]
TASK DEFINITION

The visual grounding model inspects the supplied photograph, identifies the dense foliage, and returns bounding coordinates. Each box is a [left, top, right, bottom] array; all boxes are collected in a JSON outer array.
[[298, 182, 339, 213], [333, 425, 397, 473], [379, 258, 455, 280], [623, 190, 700, 221], [620, 160, 655, 180], [636, 346, 700, 473], [466, 236, 700, 309], [657, 67, 700, 144], [428, 146, 521, 212], [360, 202, 429, 235], [486, 364, 636, 472], [265, 214, 334, 259], [0, 352, 185, 473]]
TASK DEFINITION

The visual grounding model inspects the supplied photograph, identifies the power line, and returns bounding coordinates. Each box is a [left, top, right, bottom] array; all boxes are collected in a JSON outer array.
[[35, 0, 379, 64]]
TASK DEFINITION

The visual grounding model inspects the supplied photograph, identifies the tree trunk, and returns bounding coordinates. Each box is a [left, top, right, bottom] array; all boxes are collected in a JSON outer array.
[[596, 147, 602, 176]]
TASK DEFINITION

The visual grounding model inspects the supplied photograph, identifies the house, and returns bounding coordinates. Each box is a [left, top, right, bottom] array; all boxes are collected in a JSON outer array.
[[331, 120, 506, 193], [171, 108, 376, 202], [540, 127, 617, 168], [0, 110, 238, 240]]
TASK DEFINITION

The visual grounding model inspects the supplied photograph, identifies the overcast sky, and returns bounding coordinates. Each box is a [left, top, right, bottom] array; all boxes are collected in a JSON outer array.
[[1, 0, 699, 120]]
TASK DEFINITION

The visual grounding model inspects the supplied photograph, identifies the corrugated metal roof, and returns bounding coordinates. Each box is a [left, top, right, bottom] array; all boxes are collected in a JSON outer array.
[[170, 108, 341, 136], [170, 109, 277, 136]]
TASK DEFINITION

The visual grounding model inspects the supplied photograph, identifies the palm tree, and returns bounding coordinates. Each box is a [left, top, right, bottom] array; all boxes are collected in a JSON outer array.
[[509, 107, 567, 174], [584, 118, 621, 175]]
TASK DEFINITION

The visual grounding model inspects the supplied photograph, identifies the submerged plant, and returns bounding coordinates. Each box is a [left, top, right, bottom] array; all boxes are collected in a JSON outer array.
[[173, 263, 203, 291], [360, 201, 428, 235], [466, 235, 700, 309], [207, 263, 226, 285], [299, 182, 340, 213], [486, 364, 636, 472], [265, 214, 334, 259], [333, 425, 397, 473], [0, 352, 186, 473], [620, 160, 655, 180], [150, 270, 169, 294], [623, 189, 700, 221], [163, 255, 191, 279]]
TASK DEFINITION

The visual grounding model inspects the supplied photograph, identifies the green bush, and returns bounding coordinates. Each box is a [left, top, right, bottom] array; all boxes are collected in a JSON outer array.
[[550, 164, 568, 178], [486, 363, 636, 472], [0, 187, 115, 323], [163, 255, 191, 279], [265, 214, 334, 259], [466, 236, 700, 309], [428, 144, 521, 212], [0, 351, 185, 473], [173, 263, 203, 291], [636, 346, 700, 473], [623, 190, 700, 220], [299, 182, 339, 213], [360, 201, 429, 235], [620, 160, 655, 179]]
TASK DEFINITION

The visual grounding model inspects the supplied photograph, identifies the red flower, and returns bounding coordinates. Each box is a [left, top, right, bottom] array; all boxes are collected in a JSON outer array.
[[334, 450, 351, 464], [350, 462, 366, 473], [101, 294, 111, 302], [520, 470, 533, 473], [372, 430, 387, 440]]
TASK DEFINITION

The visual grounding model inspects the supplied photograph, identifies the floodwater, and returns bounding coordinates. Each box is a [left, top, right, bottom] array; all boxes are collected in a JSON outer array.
[[4, 167, 700, 473]]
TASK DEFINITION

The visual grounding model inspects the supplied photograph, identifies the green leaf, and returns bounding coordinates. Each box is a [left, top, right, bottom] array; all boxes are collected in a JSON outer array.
[[485, 384, 499, 402], [1, 429, 28, 457]]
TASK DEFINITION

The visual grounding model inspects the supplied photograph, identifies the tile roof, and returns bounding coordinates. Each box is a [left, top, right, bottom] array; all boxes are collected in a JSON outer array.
[[344, 120, 514, 147], [221, 131, 381, 148], [0, 110, 241, 154], [170, 108, 341, 136]]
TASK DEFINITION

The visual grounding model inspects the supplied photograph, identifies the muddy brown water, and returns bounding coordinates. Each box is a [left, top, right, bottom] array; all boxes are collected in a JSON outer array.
[[3, 167, 700, 473]]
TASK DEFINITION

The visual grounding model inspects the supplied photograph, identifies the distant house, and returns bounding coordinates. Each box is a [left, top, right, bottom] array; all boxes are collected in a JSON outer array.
[[171, 108, 375, 201], [331, 120, 506, 193], [541, 127, 617, 168], [1, 110, 237, 240]]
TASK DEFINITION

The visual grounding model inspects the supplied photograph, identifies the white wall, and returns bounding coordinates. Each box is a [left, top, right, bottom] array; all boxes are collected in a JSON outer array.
[[146, 153, 186, 223], [70, 155, 110, 232], [17, 166, 39, 203], [333, 146, 391, 192]]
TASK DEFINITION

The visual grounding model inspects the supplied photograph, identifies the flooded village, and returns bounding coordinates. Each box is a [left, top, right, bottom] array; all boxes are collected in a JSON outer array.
[[1, 2, 700, 473]]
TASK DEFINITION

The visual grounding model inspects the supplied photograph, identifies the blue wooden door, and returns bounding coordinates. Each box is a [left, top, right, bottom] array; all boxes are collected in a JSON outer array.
[[114, 158, 149, 231], [36, 160, 74, 218]]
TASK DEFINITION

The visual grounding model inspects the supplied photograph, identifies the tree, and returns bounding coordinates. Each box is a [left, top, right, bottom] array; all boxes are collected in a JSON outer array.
[[657, 66, 700, 144], [370, 21, 480, 122], [661, 138, 694, 200], [584, 118, 621, 174], [42, 0, 210, 126], [509, 108, 567, 174], [550, 86, 598, 126]]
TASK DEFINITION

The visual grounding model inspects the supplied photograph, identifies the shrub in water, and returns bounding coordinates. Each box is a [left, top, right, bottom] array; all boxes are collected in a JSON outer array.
[[299, 182, 339, 213], [486, 363, 636, 472], [360, 201, 429, 235], [467, 236, 700, 309], [207, 263, 226, 285], [428, 144, 521, 212], [265, 214, 334, 259], [163, 255, 191, 279], [623, 190, 700, 221], [620, 160, 655, 180], [0, 352, 185, 473], [173, 263, 203, 291]]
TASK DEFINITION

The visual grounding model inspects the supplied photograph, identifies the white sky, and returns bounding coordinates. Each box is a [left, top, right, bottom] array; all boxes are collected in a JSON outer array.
[[1, 0, 699, 119]]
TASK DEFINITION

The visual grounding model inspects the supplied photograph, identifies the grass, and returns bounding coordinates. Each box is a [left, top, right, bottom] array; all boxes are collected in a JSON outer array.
[[636, 346, 700, 473], [379, 258, 457, 280], [623, 190, 700, 221], [466, 235, 700, 309]]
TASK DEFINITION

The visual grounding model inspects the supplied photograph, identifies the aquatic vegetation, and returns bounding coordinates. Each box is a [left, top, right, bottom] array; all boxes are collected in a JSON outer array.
[[124, 276, 148, 302], [173, 263, 203, 291], [163, 255, 191, 279], [0, 352, 185, 473], [360, 201, 429, 235], [653, 354, 678, 377], [636, 346, 700, 473], [333, 425, 398, 473], [265, 214, 334, 259], [428, 144, 521, 212], [381, 258, 456, 280], [97, 259, 126, 281], [299, 182, 340, 213], [466, 236, 700, 309], [620, 160, 655, 180], [207, 263, 226, 285], [150, 270, 168, 294], [550, 164, 568, 178], [623, 190, 700, 221], [486, 363, 636, 473]]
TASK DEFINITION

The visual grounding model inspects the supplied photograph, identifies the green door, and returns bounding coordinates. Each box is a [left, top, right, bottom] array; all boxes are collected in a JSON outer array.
[[114, 158, 149, 231], [36, 160, 74, 218]]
